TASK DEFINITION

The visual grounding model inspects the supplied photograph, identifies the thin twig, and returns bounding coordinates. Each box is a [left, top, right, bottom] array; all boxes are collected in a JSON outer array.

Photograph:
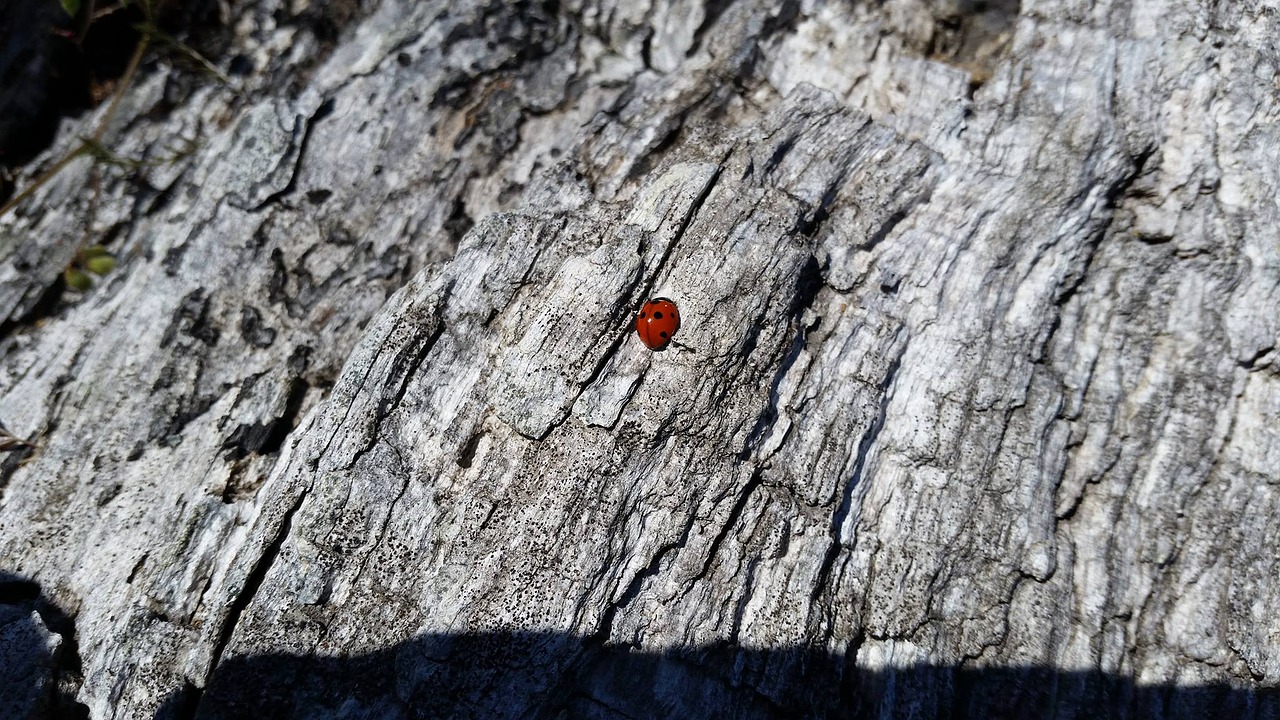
[[92, 1, 129, 22], [0, 146, 91, 218], [0, 426, 41, 453], [73, 0, 97, 44], [0, 32, 149, 220], [91, 33, 149, 144], [149, 28, 232, 86]]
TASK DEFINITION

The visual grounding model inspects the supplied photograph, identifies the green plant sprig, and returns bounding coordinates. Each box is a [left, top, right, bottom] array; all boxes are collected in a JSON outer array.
[[1, 0, 228, 220]]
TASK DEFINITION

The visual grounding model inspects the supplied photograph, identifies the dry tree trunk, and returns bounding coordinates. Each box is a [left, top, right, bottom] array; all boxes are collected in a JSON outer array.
[[1, 0, 1277, 718]]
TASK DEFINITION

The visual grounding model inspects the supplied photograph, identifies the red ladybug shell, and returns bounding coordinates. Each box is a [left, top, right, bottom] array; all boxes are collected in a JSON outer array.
[[635, 297, 681, 350]]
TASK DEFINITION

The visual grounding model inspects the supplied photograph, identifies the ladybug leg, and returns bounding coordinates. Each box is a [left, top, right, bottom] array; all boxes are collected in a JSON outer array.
[[666, 338, 695, 353]]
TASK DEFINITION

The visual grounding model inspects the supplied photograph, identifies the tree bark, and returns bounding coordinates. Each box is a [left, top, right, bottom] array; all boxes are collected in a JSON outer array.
[[1, 0, 1277, 718]]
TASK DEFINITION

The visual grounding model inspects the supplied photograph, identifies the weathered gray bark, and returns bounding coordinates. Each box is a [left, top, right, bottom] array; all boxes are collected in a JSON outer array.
[[1, 0, 1277, 718]]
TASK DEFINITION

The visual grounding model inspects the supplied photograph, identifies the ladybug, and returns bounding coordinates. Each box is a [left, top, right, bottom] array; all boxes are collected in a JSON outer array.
[[635, 297, 681, 350]]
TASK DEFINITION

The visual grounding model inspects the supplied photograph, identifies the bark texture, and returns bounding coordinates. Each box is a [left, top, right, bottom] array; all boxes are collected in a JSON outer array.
[[1, 0, 1277, 718]]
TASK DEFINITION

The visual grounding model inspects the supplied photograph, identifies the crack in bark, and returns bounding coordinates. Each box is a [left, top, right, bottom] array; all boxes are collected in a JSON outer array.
[[220, 374, 310, 467], [589, 519, 698, 649], [544, 159, 725, 439], [1052, 145, 1156, 314], [861, 172, 936, 252], [244, 97, 337, 212], [190, 487, 309, 718], [687, 0, 739, 58], [685, 467, 766, 594], [543, 261, 648, 440], [345, 441, 413, 605], [563, 689, 645, 720], [1237, 345, 1275, 371], [811, 333, 907, 599], [738, 255, 823, 461], [645, 155, 725, 290], [346, 283, 452, 467], [727, 554, 762, 646]]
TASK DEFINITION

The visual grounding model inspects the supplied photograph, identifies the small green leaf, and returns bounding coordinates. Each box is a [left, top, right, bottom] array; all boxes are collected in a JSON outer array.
[[84, 255, 116, 275], [81, 245, 110, 259], [59, 0, 81, 17], [65, 267, 92, 291]]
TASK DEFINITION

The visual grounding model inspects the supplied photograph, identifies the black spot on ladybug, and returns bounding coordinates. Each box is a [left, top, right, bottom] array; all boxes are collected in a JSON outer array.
[[660, 331, 668, 338], [640, 312, 646, 318], [654, 312, 663, 319]]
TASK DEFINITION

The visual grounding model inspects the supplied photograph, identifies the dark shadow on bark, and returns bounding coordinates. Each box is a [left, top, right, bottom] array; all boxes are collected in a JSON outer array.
[[3, 570, 1274, 719], [149, 629, 1277, 720], [0, 573, 89, 720]]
